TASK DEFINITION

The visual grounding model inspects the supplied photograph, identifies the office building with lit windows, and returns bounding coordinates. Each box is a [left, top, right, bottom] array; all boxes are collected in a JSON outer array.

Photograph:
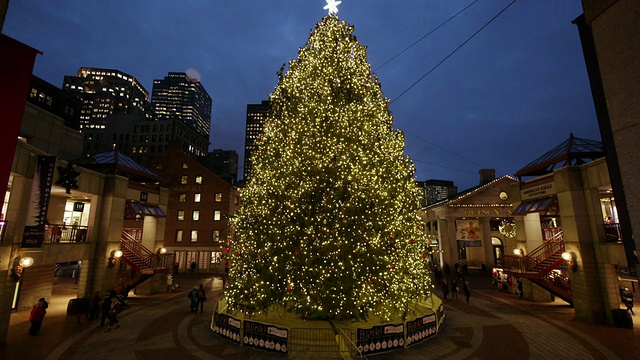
[[152, 72, 212, 139], [416, 179, 458, 207], [82, 113, 209, 165], [62, 67, 150, 131], [201, 149, 239, 184], [243, 100, 270, 181]]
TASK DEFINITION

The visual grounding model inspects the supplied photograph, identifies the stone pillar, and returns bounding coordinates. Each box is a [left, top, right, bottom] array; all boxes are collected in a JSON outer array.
[[481, 217, 494, 268], [556, 167, 606, 323]]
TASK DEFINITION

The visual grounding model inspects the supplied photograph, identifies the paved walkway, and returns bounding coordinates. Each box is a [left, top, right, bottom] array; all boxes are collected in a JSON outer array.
[[1, 273, 638, 359]]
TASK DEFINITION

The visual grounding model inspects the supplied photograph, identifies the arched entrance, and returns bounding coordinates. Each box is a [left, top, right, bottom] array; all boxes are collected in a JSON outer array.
[[492, 237, 504, 267]]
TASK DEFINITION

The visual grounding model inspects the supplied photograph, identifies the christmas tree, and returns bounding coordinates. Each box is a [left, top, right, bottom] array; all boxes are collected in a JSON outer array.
[[226, 13, 432, 321]]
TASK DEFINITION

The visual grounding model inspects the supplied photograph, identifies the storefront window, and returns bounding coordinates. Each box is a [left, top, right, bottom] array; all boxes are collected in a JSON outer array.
[[600, 195, 618, 224]]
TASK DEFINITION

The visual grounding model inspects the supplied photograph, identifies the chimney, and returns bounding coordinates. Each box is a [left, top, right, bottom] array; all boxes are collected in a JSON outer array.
[[479, 169, 496, 186]]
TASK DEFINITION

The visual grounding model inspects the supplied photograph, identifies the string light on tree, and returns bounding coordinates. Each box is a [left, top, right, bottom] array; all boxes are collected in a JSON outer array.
[[224, 7, 433, 322]]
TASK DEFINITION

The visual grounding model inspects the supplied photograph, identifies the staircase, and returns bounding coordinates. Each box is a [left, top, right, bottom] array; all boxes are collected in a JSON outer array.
[[502, 230, 572, 305], [115, 230, 174, 292]]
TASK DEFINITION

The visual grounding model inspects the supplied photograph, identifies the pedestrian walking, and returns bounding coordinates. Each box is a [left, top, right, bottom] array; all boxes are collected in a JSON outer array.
[[441, 279, 449, 299], [621, 287, 635, 315], [223, 263, 230, 288], [190, 260, 197, 273], [518, 279, 524, 298], [188, 286, 199, 313], [173, 262, 179, 275], [28, 299, 46, 335], [463, 280, 471, 303], [451, 278, 458, 299], [167, 274, 174, 292], [107, 294, 128, 331], [97, 292, 113, 328], [197, 284, 207, 313]]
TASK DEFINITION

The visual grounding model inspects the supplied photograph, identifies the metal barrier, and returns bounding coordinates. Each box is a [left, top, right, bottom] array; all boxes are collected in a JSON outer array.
[[43, 224, 89, 243], [288, 327, 352, 359]]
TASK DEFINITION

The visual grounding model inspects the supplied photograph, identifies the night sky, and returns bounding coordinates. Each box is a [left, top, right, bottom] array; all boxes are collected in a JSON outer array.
[[3, 0, 599, 190]]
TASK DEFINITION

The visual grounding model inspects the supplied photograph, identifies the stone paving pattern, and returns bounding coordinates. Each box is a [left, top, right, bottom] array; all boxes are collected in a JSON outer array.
[[1, 273, 638, 360]]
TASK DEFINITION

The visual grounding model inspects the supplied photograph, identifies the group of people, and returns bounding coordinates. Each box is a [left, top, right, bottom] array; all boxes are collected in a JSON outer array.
[[440, 276, 472, 303], [188, 284, 207, 313], [97, 289, 130, 331], [438, 262, 472, 302]]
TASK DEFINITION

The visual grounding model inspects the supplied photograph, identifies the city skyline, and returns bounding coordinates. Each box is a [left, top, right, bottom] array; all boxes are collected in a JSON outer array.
[[2, 0, 599, 189]]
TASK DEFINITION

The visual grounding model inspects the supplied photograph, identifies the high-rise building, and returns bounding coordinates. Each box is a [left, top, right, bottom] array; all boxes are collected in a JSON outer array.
[[82, 113, 209, 165], [63, 67, 150, 131], [28, 76, 82, 131], [202, 149, 239, 184], [152, 72, 212, 139], [417, 179, 458, 207], [243, 100, 270, 181]]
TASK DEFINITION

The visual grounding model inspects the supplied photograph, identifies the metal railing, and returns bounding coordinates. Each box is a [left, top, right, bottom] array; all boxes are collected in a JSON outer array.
[[503, 230, 564, 274], [43, 224, 89, 243], [603, 223, 622, 243], [120, 230, 174, 271]]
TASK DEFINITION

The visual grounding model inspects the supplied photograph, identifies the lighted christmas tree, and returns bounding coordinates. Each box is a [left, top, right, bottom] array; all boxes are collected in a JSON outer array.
[[226, 12, 431, 321]]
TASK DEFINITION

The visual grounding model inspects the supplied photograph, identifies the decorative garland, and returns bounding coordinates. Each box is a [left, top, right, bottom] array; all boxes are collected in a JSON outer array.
[[499, 219, 517, 238]]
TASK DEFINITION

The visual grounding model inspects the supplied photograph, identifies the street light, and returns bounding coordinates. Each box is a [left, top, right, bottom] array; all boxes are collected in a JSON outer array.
[[562, 251, 578, 272]]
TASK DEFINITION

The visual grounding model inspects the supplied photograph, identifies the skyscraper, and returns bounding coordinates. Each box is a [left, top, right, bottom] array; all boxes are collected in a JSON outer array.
[[152, 72, 212, 139], [63, 67, 149, 131], [243, 100, 269, 181], [417, 179, 458, 206]]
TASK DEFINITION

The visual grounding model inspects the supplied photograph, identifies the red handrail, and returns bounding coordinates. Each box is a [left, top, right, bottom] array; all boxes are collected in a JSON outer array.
[[503, 230, 564, 273]]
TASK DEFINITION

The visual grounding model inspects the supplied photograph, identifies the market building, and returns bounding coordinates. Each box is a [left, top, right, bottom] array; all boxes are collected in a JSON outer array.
[[423, 170, 519, 271], [502, 134, 629, 326], [0, 72, 172, 345]]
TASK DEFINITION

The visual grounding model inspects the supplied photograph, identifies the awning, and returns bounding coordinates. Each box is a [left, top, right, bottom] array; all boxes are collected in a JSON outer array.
[[125, 201, 166, 218], [512, 196, 559, 216]]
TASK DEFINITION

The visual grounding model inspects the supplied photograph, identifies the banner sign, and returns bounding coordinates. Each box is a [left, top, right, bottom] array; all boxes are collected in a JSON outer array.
[[21, 156, 56, 247], [456, 219, 482, 241], [21, 225, 45, 248], [457, 240, 482, 248], [243, 320, 288, 353], [357, 323, 405, 354], [405, 313, 437, 347], [211, 311, 241, 344]]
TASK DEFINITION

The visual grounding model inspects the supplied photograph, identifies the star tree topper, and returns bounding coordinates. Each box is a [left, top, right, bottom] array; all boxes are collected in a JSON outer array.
[[324, 0, 342, 15]]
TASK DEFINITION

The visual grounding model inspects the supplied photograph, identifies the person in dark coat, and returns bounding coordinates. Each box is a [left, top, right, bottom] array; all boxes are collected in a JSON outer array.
[[197, 284, 206, 313], [188, 286, 199, 313], [97, 291, 115, 328], [441, 279, 450, 299], [463, 280, 471, 303], [621, 287, 635, 315], [451, 278, 458, 299]]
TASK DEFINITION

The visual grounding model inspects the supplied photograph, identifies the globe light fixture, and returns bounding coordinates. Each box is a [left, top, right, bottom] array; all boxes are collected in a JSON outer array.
[[19, 256, 34, 268]]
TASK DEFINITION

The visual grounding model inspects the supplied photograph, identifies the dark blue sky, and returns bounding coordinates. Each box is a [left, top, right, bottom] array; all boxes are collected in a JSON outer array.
[[3, 0, 599, 190]]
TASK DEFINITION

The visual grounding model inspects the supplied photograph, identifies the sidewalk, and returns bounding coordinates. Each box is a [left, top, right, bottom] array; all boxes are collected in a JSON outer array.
[[1, 272, 638, 359]]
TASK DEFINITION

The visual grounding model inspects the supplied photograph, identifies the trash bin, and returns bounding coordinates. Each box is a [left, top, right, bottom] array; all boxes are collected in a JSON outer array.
[[612, 309, 633, 329]]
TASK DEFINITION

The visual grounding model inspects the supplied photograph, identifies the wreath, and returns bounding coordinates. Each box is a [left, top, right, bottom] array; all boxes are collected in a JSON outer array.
[[499, 219, 517, 238]]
